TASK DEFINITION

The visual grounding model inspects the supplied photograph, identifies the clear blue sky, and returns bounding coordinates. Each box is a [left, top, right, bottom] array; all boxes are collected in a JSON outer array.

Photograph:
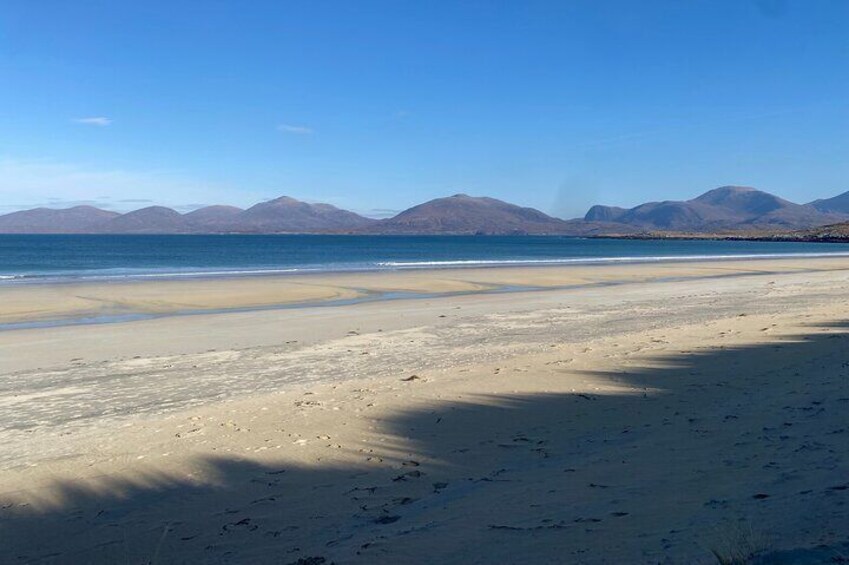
[[1, 0, 847, 218]]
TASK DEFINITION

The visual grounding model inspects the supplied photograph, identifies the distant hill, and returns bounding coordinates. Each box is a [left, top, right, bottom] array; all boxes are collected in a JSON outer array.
[[0, 205, 120, 233], [584, 205, 628, 223], [583, 186, 848, 232], [0, 197, 377, 234], [227, 196, 375, 233], [96, 206, 190, 234], [809, 191, 849, 215], [3, 187, 849, 236], [359, 194, 577, 235], [184, 205, 244, 228]]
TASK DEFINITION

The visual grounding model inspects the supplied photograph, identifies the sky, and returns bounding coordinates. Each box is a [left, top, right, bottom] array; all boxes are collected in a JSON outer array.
[[1, 0, 848, 218]]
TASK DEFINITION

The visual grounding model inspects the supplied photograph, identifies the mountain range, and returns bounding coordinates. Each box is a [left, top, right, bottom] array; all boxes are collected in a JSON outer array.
[[585, 186, 849, 232], [1, 186, 848, 235]]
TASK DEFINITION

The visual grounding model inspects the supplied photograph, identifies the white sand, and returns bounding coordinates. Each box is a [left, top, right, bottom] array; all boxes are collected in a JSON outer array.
[[1, 258, 849, 563]]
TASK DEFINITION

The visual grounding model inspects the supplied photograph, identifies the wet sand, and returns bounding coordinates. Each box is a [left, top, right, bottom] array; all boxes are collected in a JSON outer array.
[[1, 257, 845, 328], [1, 258, 848, 563]]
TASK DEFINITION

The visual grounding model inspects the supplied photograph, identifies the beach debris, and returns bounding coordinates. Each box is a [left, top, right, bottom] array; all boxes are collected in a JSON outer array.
[[400, 375, 423, 382], [294, 400, 322, 408]]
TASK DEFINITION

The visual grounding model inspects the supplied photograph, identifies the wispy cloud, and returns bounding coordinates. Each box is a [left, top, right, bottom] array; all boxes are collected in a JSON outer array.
[[277, 123, 313, 135], [365, 208, 401, 218], [73, 117, 112, 127]]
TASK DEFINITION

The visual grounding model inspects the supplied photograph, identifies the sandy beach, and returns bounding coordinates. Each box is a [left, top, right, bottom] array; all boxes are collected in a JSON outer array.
[[2, 258, 849, 563]]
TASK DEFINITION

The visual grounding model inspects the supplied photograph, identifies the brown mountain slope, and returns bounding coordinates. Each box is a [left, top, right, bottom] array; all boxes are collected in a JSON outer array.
[[809, 190, 849, 214], [359, 194, 576, 235], [0, 206, 120, 233], [95, 206, 190, 234], [184, 205, 244, 229], [584, 186, 847, 231], [224, 197, 376, 233]]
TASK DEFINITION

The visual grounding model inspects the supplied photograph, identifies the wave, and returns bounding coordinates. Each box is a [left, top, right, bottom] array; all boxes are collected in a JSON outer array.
[[378, 251, 849, 268], [0, 267, 311, 284], [3, 250, 849, 284]]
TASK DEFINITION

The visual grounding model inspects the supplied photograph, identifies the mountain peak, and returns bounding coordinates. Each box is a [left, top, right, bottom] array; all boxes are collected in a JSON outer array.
[[690, 185, 789, 216], [235, 196, 374, 232], [809, 190, 849, 214], [363, 194, 570, 235], [692, 185, 759, 201], [265, 196, 301, 205]]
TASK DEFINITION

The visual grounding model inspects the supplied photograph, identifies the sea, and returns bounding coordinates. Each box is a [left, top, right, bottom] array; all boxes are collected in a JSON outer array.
[[2, 234, 849, 284]]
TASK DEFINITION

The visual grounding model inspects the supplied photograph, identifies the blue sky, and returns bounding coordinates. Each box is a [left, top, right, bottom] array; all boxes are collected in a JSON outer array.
[[1, 0, 847, 218]]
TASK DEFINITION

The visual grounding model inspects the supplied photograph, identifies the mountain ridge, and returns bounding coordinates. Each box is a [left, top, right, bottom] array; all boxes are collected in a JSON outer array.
[[584, 186, 848, 232], [357, 194, 579, 235], [1, 186, 847, 235]]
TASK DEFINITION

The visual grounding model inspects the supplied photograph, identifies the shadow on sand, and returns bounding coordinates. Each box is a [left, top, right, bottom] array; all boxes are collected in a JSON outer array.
[[2, 322, 848, 564]]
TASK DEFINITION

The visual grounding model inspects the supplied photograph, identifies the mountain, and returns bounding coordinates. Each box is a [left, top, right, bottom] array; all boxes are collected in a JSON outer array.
[[360, 194, 577, 235], [227, 196, 375, 233], [184, 205, 244, 229], [0, 197, 375, 234], [0, 205, 120, 233], [96, 206, 190, 234], [4, 187, 848, 236], [584, 205, 627, 222], [584, 186, 847, 232], [809, 191, 849, 214]]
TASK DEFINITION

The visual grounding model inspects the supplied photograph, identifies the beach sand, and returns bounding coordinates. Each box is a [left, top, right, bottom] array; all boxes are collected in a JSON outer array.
[[1, 258, 848, 563]]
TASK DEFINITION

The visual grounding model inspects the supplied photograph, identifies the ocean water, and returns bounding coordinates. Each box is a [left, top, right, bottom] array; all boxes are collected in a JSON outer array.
[[2, 234, 849, 283]]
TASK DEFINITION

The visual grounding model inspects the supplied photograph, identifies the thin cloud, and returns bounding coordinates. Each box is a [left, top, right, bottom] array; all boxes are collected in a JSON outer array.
[[277, 123, 313, 135], [365, 208, 401, 218], [73, 117, 112, 127], [0, 199, 115, 211]]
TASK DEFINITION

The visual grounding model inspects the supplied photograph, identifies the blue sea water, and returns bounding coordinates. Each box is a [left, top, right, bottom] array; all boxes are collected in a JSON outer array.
[[2, 234, 849, 283]]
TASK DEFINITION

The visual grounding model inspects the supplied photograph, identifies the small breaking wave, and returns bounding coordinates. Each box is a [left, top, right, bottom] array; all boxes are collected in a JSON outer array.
[[377, 251, 849, 268]]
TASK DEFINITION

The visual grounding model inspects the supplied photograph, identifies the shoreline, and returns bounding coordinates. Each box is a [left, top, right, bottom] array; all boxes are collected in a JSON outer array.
[[4, 254, 849, 330]]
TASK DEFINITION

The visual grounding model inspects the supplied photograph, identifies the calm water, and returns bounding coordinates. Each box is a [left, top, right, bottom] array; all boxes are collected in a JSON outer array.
[[2, 234, 849, 283]]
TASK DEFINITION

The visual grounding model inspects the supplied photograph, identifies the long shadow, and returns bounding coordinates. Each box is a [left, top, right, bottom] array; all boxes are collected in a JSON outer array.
[[2, 322, 849, 564]]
